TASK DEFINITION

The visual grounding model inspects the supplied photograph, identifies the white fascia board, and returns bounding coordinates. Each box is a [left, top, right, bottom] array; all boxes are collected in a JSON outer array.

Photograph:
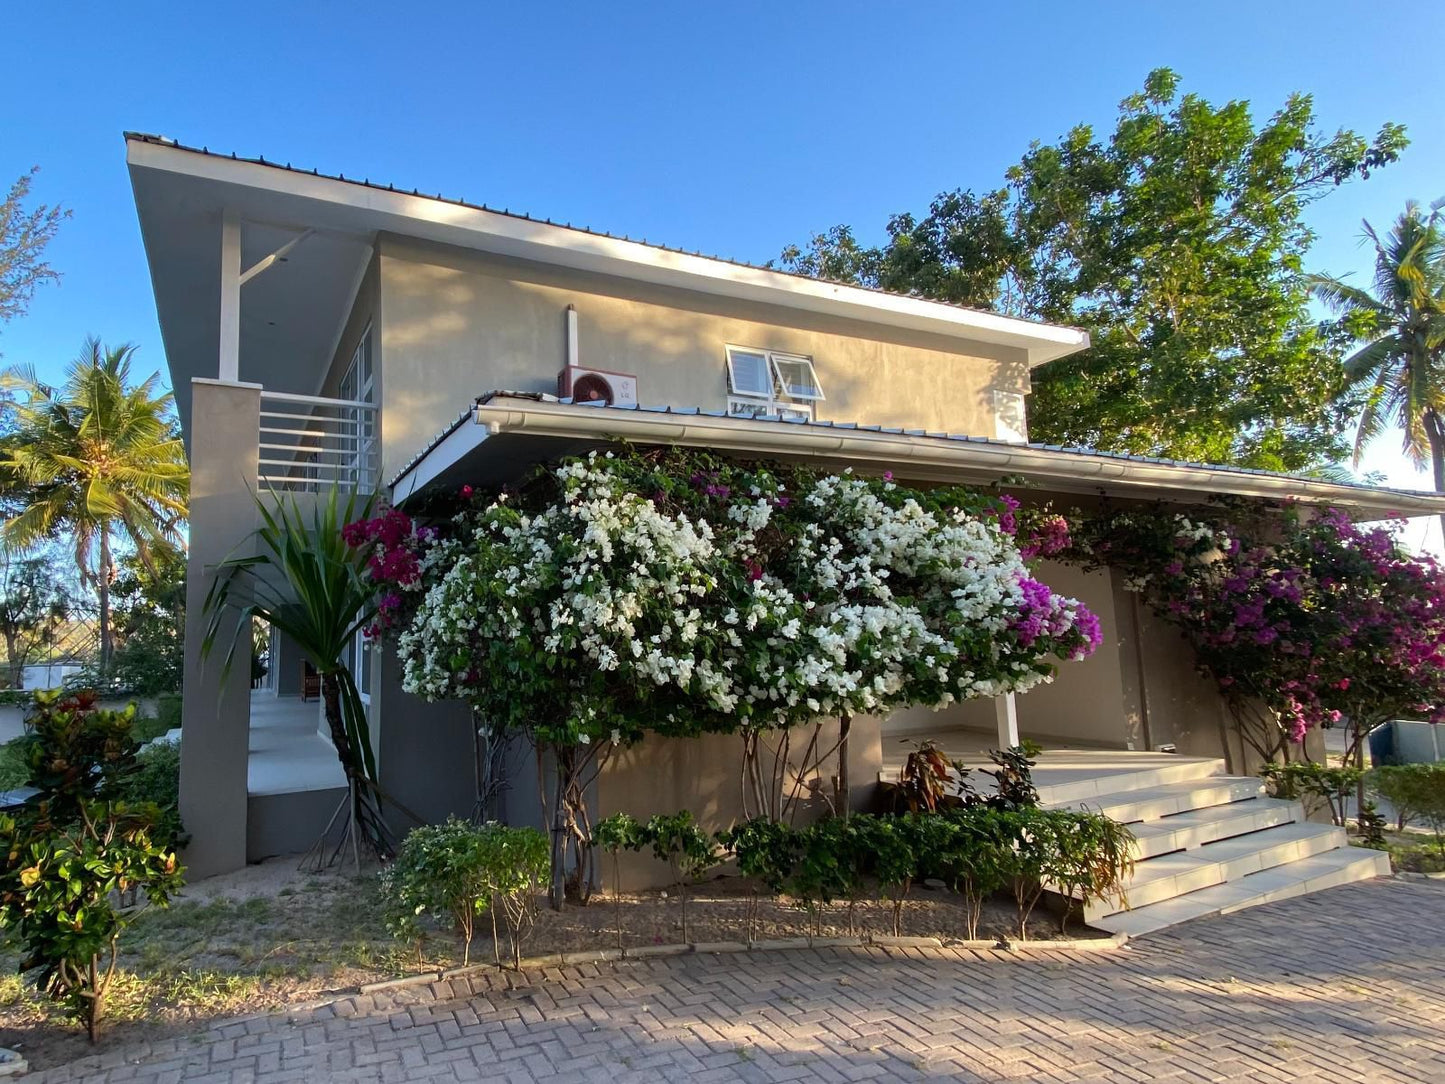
[[125, 138, 1089, 365], [464, 400, 1445, 517]]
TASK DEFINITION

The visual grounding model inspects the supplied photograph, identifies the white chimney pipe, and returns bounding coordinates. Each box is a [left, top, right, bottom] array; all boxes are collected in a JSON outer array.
[[566, 305, 579, 369]]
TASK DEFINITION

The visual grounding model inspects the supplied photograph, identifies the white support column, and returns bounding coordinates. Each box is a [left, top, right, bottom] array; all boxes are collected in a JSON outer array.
[[994, 692, 1020, 750], [219, 213, 241, 382]]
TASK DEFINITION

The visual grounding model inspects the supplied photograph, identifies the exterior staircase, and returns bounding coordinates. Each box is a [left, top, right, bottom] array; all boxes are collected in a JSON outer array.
[[1038, 756, 1391, 936]]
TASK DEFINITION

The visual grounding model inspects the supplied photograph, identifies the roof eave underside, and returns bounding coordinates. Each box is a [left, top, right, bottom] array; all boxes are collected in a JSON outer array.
[[389, 399, 1445, 519], [124, 135, 1089, 366]]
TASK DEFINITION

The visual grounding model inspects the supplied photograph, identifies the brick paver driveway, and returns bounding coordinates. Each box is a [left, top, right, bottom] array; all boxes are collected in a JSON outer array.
[[42, 877, 1445, 1083]]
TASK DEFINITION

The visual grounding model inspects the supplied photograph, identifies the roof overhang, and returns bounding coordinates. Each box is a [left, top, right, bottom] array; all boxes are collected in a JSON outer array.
[[389, 397, 1445, 519], [125, 134, 1090, 398]]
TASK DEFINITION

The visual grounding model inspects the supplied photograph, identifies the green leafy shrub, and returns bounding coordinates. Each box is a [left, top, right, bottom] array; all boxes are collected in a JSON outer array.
[[380, 818, 547, 967], [936, 807, 1015, 940], [1261, 761, 1364, 826], [718, 803, 1133, 942], [120, 740, 185, 851], [592, 813, 645, 949], [1042, 809, 1136, 932], [1370, 763, 1445, 841], [0, 689, 184, 1041]]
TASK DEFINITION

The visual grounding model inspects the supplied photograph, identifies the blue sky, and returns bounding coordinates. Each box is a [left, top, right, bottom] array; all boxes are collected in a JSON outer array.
[[4, 1, 1444, 517]]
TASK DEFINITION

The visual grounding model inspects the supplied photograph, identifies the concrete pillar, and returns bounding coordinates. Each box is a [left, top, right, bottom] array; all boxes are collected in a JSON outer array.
[[274, 629, 305, 696], [179, 378, 262, 878]]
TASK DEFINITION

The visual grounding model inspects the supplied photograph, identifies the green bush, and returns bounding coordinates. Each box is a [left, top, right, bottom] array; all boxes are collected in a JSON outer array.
[[720, 804, 1134, 942], [155, 691, 182, 731], [380, 818, 548, 967], [1370, 763, 1445, 833], [1260, 761, 1364, 826], [0, 690, 184, 1041], [120, 740, 185, 851]]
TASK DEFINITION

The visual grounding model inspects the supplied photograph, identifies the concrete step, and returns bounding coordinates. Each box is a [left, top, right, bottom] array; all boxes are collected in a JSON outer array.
[[1060, 776, 1266, 823], [1092, 847, 1393, 937], [1128, 797, 1304, 860], [1083, 821, 1346, 918], [1031, 756, 1227, 806]]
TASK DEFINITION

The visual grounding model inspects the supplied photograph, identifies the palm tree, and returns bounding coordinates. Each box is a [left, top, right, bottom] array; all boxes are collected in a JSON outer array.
[[1, 339, 189, 676], [1310, 201, 1445, 534], [201, 487, 391, 866]]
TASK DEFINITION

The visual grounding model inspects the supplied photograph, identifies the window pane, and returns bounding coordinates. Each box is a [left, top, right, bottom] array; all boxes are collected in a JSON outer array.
[[727, 349, 773, 397], [771, 355, 823, 400]]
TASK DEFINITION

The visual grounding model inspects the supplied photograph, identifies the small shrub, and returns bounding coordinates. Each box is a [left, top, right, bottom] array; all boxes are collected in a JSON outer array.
[[121, 740, 185, 851], [937, 807, 1015, 940], [718, 817, 799, 943], [0, 689, 184, 1041], [380, 818, 546, 967], [1042, 809, 1136, 931], [1370, 763, 1445, 840], [592, 813, 645, 949], [1261, 762, 1363, 826], [637, 812, 720, 942]]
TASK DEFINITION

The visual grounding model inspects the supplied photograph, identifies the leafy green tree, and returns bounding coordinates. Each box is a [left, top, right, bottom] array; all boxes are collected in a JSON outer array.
[[1309, 202, 1445, 529], [0, 551, 71, 689], [109, 546, 185, 695], [0, 167, 67, 331], [781, 69, 1405, 472], [1, 340, 188, 675]]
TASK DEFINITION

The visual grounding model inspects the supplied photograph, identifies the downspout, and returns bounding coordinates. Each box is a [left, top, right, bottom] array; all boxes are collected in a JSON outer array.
[[566, 305, 579, 369]]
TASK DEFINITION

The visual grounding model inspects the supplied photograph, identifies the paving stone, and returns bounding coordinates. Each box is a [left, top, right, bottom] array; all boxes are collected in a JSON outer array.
[[23, 878, 1445, 1082]]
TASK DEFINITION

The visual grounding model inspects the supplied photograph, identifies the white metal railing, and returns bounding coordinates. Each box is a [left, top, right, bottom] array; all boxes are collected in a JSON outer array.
[[258, 390, 379, 492]]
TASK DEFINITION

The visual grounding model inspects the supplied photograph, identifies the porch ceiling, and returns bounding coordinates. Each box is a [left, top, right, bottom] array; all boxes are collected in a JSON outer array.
[[128, 150, 374, 437], [389, 394, 1445, 518]]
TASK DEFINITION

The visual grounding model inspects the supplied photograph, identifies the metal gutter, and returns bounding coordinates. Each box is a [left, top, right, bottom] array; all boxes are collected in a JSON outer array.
[[434, 398, 1445, 517]]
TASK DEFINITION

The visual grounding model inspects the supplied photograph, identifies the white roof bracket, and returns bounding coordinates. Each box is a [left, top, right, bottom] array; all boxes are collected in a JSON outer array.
[[239, 227, 316, 287]]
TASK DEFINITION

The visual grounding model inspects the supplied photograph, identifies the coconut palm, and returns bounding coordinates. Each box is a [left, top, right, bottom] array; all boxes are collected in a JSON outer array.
[[201, 487, 391, 866], [1, 339, 189, 675], [1310, 202, 1445, 531]]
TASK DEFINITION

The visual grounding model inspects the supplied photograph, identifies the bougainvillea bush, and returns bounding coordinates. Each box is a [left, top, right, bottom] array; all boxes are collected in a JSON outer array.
[[1072, 502, 1445, 766], [350, 447, 1101, 904]]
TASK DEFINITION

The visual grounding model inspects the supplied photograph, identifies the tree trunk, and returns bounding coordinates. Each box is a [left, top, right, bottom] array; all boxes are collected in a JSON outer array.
[[319, 670, 388, 860], [1427, 408, 1445, 543], [3, 630, 21, 691], [97, 530, 112, 680], [835, 713, 852, 818]]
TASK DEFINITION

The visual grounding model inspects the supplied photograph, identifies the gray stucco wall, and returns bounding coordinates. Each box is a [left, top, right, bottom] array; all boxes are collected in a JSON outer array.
[[373, 236, 1032, 483]]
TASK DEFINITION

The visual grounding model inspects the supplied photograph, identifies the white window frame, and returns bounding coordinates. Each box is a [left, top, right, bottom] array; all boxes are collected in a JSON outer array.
[[724, 345, 823, 420], [338, 326, 377, 487], [352, 634, 374, 705]]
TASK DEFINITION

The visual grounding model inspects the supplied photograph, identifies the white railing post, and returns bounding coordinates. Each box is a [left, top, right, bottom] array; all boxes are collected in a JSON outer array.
[[219, 213, 241, 382]]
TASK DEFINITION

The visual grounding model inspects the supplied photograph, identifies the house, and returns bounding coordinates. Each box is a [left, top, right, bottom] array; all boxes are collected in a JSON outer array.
[[128, 133, 1439, 933]]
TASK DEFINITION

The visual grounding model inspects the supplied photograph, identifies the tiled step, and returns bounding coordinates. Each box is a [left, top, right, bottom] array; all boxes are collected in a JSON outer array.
[[1032, 757, 1227, 806], [1092, 847, 1392, 936], [1083, 821, 1345, 918], [1127, 797, 1304, 860], [1061, 776, 1266, 823]]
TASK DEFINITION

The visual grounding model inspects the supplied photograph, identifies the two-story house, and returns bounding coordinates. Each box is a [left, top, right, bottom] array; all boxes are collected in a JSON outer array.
[[129, 133, 1437, 933]]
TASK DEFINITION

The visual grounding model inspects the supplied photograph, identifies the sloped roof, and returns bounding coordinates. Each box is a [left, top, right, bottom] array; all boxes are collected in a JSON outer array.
[[388, 393, 1445, 518]]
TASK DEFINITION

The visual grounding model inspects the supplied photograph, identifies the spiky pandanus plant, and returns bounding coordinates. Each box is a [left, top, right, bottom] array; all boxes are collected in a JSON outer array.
[[202, 487, 391, 867]]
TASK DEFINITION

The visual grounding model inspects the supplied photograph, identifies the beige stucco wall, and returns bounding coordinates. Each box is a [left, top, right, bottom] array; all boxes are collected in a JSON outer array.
[[879, 561, 1135, 750], [598, 716, 883, 892], [373, 236, 1032, 483]]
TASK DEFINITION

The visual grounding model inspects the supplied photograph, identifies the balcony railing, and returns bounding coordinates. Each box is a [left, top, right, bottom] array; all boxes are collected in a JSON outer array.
[[258, 390, 379, 493]]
